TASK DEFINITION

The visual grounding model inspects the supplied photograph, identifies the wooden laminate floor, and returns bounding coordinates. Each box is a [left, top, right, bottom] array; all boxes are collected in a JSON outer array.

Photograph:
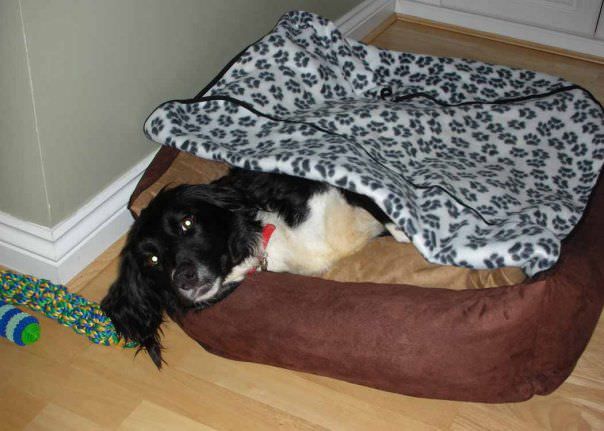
[[1, 17, 603, 431]]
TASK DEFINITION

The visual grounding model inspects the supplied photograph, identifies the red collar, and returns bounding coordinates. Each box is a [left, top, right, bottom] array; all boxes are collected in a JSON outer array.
[[261, 223, 276, 250], [247, 224, 276, 275]]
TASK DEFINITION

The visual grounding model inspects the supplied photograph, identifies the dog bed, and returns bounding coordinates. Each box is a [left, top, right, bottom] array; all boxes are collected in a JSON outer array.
[[129, 149, 603, 402], [128, 11, 604, 401]]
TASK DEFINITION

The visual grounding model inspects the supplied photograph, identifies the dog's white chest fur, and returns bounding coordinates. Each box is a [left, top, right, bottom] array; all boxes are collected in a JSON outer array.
[[259, 189, 384, 275]]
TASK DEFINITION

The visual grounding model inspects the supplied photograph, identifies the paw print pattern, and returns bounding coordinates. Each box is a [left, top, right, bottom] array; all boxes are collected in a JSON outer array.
[[144, 11, 604, 276]]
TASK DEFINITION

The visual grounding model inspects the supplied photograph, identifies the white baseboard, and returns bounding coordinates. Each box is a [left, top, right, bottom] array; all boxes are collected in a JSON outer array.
[[0, 150, 159, 284], [396, 0, 604, 59], [336, 0, 396, 40]]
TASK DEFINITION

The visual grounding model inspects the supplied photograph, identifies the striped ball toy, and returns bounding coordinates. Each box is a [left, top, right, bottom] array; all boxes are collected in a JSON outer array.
[[0, 300, 40, 346]]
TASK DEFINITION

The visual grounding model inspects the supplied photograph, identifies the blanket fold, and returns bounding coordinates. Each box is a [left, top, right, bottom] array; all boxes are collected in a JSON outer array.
[[144, 11, 604, 276]]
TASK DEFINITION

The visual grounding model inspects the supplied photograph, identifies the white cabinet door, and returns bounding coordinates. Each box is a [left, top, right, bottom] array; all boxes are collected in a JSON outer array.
[[440, 0, 603, 36], [596, 5, 604, 39]]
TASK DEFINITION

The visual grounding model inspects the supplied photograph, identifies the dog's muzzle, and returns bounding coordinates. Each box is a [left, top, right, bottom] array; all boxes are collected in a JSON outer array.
[[173, 262, 222, 303]]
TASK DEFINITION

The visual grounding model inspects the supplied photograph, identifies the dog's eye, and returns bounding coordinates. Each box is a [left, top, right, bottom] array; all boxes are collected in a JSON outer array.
[[180, 215, 195, 232], [145, 255, 160, 267]]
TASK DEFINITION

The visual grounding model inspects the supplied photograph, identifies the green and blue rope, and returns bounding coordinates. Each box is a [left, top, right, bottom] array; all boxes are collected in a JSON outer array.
[[0, 270, 136, 347]]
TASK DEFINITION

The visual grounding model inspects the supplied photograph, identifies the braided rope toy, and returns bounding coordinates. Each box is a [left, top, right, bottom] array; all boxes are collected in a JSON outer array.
[[1, 270, 136, 347]]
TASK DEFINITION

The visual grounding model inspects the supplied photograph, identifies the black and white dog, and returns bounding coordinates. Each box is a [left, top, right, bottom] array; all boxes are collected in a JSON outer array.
[[101, 168, 407, 367]]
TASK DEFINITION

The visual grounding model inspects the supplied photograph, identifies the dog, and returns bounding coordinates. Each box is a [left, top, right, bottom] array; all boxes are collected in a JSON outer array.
[[101, 168, 408, 367]]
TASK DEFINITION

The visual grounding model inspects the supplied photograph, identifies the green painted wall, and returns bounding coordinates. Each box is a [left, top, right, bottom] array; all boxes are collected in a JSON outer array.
[[0, 0, 49, 225], [1, 0, 363, 226]]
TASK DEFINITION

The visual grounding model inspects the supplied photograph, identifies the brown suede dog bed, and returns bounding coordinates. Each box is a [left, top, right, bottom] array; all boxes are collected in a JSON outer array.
[[129, 146, 603, 402]]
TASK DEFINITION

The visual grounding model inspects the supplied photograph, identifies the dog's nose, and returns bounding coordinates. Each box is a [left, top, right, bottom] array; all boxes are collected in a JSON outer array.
[[174, 262, 199, 290]]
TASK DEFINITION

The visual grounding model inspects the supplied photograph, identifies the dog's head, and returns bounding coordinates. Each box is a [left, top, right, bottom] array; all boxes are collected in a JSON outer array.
[[101, 184, 260, 368]]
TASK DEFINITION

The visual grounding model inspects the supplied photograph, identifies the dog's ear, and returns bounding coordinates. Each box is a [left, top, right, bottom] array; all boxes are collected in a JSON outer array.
[[180, 184, 254, 213], [101, 250, 165, 368]]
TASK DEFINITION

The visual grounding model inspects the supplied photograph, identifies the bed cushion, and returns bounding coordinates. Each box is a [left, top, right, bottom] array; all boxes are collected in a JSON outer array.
[[322, 236, 526, 288]]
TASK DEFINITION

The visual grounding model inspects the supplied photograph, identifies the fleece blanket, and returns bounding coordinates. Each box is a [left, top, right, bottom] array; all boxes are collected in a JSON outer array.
[[144, 11, 604, 276]]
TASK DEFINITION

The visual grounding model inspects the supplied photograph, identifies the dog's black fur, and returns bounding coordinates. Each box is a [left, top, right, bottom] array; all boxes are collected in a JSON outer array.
[[101, 169, 388, 368]]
